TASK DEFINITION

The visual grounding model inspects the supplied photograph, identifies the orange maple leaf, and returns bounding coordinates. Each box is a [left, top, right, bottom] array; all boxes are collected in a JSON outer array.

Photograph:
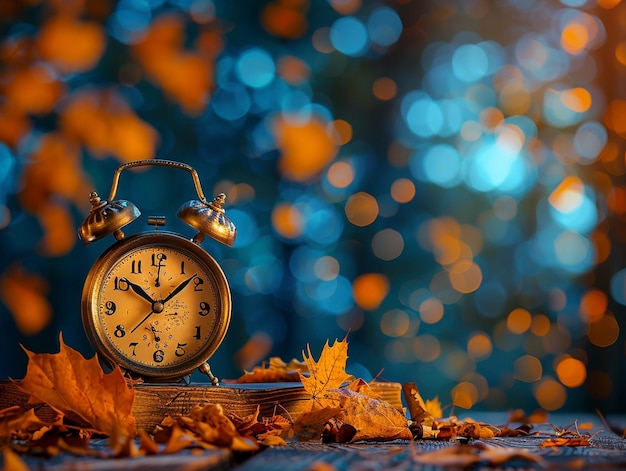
[[14, 334, 136, 453], [299, 338, 351, 410]]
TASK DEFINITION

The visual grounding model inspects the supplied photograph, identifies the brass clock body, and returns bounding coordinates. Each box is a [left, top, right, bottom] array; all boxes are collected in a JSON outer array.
[[81, 231, 231, 381]]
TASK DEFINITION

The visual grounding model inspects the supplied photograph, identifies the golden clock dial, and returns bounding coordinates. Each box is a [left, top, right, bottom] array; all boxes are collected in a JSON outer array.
[[82, 232, 231, 380]]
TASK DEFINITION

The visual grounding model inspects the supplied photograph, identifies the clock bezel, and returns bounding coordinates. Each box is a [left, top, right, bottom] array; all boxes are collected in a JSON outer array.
[[81, 231, 231, 381]]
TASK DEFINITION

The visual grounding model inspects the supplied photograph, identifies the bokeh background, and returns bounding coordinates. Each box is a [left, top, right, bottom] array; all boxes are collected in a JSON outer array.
[[1, 0, 625, 414]]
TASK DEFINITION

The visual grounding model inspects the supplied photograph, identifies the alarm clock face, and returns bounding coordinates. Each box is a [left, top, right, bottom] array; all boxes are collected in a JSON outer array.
[[82, 232, 231, 380]]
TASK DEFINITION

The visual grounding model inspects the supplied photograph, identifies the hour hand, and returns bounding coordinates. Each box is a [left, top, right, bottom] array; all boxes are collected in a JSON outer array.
[[121, 278, 155, 304]]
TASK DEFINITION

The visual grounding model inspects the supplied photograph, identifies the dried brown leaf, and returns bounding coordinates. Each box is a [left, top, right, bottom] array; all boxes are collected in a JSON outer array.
[[324, 389, 412, 442], [14, 333, 136, 453]]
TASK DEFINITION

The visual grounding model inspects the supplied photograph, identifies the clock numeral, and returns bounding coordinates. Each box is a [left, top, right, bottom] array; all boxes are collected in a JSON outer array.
[[104, 301, 116, 316], [198, 302, 210, 316], [193, 277, 204, 291], [129, 342, 138, 356], [114, 324, 126, 338], [152, 253, 167, 288], [153, 349, 165, 363], [114, 277, 129, 291], [194, 325, 201, 339], [131, 260, 142, 274], [175, 343, 187, 357], [151, 253, 167, 267]]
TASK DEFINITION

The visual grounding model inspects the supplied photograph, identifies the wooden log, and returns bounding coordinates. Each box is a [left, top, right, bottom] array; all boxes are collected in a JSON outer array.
[[0, 380, 310, 431]]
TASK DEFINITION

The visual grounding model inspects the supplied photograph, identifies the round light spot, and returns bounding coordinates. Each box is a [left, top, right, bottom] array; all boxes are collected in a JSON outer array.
[[534, 378, 567, 410], [514, 355, 542, 383], [345, 192, 378, 227], [419, 298, 444, 324], [380, 309, 410, 337], [467, 332, 492, 361], [555, 357, 586, 388], [353, 273, 390, 310], [587, 314, 619, 347], [507, 308, 532, 334], [236, 47, 276, 88], [330, 16, 368, 57], [372, 228, 404, 261]]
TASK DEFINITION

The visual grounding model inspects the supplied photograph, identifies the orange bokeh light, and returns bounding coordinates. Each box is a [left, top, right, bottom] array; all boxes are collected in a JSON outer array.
[[345, 192, 379, 227], [390, 178, 416, 203], [271, 203, 303, 239], [353, 273, 390, 310], [507, 308, 532, 334], [561, 22, 588, 55], [274, 115, 338, 182], [555, 357, 586, 388], [579, 289, 607, 323]]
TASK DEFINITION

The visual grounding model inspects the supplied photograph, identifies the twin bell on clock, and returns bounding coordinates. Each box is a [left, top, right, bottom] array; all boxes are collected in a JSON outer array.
[[78, 159, 236, 385]]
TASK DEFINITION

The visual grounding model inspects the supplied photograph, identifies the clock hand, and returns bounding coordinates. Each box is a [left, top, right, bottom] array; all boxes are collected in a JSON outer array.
[[131, 309, 155, 334], [130, 274, 194, 335], [121, 278, 155, 304], [148, 324, 161, 342], [162, 274, 197, 304]]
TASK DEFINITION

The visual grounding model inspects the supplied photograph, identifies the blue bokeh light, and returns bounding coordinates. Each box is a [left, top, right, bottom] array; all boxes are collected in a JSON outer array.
[[452, 44, 489, 83], [236, 48, 276, 89], [367, 6, 402, 48], [330, 16, 369, 57]]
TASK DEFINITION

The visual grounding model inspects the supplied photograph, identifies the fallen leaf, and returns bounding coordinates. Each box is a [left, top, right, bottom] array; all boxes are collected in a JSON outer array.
[[154, 404, 259, 453], [259, 435, 287, 447], [300, 338, 351, 410], [539, 437, 592, 447], [325, 389, 412, 442], [291, 407, 342, 442], [412, 442, 546, 468], [0, 406, 58, 443], [508, 408, 549, 424], [231, 365, 302, 384], [402, 382, 433, 424], [14, 333, 136, 454]]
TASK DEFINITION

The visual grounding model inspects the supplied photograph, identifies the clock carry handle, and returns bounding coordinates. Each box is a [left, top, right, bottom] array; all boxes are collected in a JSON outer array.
[[107, 159, 209, 204], [78, 159, 236, 247]]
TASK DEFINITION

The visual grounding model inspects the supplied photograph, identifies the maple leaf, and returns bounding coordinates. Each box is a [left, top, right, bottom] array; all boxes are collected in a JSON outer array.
[[14, 333, 136, 454], [299, 339, 351, 410]]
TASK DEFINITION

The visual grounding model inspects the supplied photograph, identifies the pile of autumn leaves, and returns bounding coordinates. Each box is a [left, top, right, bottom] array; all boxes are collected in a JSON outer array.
[[1, 335, 599, 468], [2, 335, 415, 463]]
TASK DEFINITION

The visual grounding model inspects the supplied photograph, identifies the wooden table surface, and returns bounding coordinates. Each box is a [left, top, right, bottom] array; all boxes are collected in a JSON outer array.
[[3, 381, 626, 470], [14, 412, 626, 470]]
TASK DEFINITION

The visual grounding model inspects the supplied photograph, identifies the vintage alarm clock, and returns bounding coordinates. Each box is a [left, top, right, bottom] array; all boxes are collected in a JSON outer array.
[[78, 159, 235, 385]]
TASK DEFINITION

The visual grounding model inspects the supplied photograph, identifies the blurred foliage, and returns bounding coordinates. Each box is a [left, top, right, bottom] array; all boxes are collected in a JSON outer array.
[[1, 0, 625, 413]]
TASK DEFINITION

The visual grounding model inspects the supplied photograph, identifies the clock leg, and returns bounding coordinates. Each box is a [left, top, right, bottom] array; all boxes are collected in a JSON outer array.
[[198, 362, 219, 386]]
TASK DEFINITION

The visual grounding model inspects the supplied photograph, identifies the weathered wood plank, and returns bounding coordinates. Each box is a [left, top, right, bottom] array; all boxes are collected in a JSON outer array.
[[0, 380, 311, 431], [235, 413, 626, 471], [21, 447, 231, 471]]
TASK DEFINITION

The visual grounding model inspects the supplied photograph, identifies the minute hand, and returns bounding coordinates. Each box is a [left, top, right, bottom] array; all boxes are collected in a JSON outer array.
[[162, 274, 197, 304]]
